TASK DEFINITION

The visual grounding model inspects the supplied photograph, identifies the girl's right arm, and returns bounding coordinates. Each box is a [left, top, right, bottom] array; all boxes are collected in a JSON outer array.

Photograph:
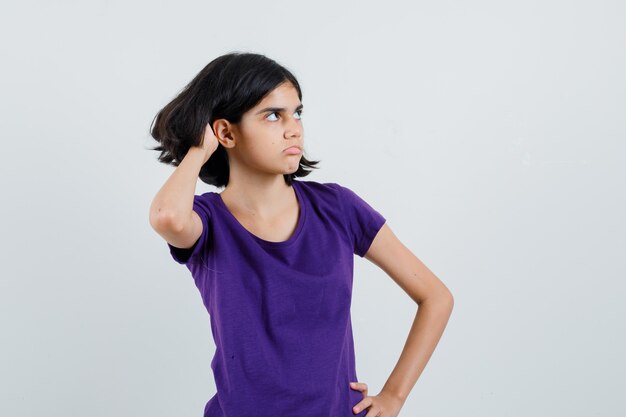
[[149, 123, 218, 249]]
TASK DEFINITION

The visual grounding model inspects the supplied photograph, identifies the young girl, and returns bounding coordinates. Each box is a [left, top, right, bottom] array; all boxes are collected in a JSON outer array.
[[149, 52, 453, 417]]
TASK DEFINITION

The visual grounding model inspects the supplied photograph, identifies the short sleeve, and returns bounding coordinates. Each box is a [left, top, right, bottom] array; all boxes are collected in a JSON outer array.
[[167, 193, 213, 265], [334, 184, 386, 257]]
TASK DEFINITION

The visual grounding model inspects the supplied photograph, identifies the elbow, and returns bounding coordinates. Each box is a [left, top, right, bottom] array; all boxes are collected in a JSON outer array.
[[437, 283, 454, 310], [446, 292, 454, 311], [419, 288, 454, 310], [149, 208, 185, 233]]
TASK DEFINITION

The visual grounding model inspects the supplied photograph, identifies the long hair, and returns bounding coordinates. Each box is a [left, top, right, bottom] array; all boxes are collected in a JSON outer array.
[[149, 52, 320, 187]]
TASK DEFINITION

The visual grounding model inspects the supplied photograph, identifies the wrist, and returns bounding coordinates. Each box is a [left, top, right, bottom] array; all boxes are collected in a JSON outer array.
[[380, 388, 407, 405], [185, 145, 210, 164]]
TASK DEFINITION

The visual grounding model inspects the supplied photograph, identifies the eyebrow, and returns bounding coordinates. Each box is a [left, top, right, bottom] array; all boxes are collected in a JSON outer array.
[[255, 103, 304, 115]]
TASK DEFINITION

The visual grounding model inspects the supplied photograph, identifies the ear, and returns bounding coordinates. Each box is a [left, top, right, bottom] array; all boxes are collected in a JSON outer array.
[[212, 119, 237, 149]]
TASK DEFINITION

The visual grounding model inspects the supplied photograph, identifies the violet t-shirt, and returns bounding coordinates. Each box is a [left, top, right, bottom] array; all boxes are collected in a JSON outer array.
[[167, 179, 386, 417]]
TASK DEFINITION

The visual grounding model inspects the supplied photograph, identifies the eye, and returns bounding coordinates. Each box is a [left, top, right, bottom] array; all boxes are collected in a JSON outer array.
[[266, 110, 303, 121]]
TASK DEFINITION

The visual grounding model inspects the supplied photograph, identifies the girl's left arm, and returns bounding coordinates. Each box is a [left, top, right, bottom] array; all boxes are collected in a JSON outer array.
[[350, 223, 454, 415]]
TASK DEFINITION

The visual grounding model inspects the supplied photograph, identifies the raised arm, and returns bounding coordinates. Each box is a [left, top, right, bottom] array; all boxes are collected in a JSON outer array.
[[149, 123, 218, 250]]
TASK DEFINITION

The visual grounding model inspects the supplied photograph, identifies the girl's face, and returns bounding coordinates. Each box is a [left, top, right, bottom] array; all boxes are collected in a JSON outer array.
[[229, 81, 304, 176]]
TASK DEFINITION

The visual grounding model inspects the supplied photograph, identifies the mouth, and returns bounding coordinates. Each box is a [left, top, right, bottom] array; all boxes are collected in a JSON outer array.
[[283, 145, 302, 153]]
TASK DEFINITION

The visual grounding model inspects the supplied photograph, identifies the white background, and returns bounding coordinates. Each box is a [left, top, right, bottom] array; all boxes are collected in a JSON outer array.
[[1, 1, 624, 416]]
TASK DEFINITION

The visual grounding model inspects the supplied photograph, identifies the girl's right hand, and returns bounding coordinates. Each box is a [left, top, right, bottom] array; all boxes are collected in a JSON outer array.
[[200, 122, 220, 163]]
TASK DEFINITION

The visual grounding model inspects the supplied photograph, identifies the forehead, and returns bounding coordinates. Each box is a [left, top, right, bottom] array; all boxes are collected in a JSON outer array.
[[256, 82, 300, 107]]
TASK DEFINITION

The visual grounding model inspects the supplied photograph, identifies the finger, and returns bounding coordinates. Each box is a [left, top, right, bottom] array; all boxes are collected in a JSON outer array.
[[350, 382, 369, 393], [352, 397, 373, 415], [364, 408, 381, 417], [365, 408, 382, 417], [350, 382, 369, 400]]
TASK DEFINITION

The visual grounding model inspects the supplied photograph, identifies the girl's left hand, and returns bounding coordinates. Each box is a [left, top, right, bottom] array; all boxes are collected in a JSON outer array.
[[350, 381, 405, 416]]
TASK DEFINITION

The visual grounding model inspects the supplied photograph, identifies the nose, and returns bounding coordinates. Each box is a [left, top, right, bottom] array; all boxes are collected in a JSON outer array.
[[284, 116, 302, 139]]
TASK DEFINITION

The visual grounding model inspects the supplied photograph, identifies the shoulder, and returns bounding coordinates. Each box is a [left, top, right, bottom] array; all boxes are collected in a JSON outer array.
[[295, 179, 370, 211], [196, 190, 218, 204], [189, 191, 219, 218], [299, 180, 367, 205], [293, 179, 344, 203]]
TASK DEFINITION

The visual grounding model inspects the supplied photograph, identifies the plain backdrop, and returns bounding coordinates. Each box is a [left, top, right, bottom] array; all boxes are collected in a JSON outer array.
[[1, 1, 624, 416]]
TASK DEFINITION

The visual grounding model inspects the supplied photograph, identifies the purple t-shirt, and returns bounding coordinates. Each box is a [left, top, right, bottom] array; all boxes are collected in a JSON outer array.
[[167, 179, 386, 417]]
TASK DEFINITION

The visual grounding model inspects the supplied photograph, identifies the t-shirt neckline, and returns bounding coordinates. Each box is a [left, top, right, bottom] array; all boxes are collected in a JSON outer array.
[[213, 180, 306, 248]]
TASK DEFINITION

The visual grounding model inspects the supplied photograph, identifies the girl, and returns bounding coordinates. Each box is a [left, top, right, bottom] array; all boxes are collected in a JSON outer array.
[[148, 52, 453, 417]]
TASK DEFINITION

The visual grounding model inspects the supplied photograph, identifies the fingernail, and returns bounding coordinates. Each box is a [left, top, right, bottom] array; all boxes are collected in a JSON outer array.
[[350, 382, 355, 386]]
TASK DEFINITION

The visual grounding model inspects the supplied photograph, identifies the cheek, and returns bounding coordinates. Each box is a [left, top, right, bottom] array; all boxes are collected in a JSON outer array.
[[245, 138, 279, 161]]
